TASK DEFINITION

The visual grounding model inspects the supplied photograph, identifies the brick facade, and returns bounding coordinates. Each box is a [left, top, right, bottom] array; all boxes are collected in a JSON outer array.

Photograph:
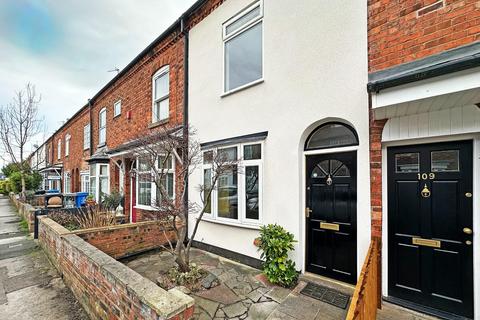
[[73, 220, 177, 259], [369, 0, 480, 72]]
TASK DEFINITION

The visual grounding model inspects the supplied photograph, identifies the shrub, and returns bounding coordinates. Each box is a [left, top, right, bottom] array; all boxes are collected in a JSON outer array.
[[48, 211, 80, 231], [101, 191, 123, 210], [258, 224, 299, 288], [74, 205, 117, 229]]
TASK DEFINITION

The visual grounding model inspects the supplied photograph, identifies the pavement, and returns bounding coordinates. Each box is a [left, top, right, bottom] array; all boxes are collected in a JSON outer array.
[[0, 194, 88, 320]]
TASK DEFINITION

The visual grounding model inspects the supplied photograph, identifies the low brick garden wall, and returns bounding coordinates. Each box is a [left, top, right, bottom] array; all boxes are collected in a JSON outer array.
[[73, 220, 176, 259], [9, 193, 35, 232], [38, 216, 194, 320]]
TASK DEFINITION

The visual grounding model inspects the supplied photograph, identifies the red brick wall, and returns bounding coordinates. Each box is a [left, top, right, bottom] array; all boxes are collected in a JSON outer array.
[[369, 0, 480, 72], [369, 109, 387, 240], [73, 220, 176, 259], [38, 216, 194, 320]]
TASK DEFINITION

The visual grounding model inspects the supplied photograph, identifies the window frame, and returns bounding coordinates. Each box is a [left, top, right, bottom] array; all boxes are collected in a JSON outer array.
[[83, 123, 90, 150], [80, 171, 90, 193], [151, 66, 170, 123], [135, 154, 175, 211], [222, 0, 264, 95], [201, 141, 263, 227], [57, 139, 62, 160], [113, 100, 122, 118], [89, 163, 109, 202], [65, 134, 71, 157], [98, 108, 107, 146]]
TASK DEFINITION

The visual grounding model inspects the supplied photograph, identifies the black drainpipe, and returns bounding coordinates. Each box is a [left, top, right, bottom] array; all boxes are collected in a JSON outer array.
[[181, 17, 189, 238]]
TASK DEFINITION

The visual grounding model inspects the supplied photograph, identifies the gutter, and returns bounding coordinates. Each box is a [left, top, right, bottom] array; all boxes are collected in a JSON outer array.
[[181, 16, 190, 239]]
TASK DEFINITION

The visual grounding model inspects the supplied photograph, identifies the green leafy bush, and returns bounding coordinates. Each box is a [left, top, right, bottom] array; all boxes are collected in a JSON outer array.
[[258, 224, 299, 288]]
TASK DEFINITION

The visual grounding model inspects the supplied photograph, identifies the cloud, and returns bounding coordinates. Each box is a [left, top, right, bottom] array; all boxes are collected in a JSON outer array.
[[0, 0, 196, 160]]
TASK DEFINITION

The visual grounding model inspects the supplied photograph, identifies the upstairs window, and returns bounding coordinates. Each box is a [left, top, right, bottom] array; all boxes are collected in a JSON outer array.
[[65, 134, 71, 157], [223, 1, 263, 93], [57, 139, 62, 160], [99, 108, 106, 146], [113, 100, 121, 117], [152, 66, 169, 123], [83, 123, 90, 150]]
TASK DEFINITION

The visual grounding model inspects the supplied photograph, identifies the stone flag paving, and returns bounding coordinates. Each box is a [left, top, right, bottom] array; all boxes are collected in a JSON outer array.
[[0, 195, 88, 320]]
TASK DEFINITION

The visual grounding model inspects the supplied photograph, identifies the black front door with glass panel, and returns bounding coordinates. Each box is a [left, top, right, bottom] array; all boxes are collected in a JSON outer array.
[[306, 152, 357, 284], [388, 141, 473, 319]]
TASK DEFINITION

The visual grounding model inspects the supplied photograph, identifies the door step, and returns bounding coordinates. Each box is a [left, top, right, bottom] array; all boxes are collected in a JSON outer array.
[[300, 281, 350, 309]]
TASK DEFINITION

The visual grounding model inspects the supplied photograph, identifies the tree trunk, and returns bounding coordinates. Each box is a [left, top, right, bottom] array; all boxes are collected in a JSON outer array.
[[20, 172, 26, 200]]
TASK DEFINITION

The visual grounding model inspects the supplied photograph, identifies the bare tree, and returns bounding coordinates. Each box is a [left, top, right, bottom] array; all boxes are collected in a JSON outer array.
[[0, 83, 43, 198], [134, 125, 239, 272]]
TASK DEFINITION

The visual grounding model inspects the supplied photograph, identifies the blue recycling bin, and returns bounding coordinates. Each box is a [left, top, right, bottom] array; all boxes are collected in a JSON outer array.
[[75, 192, 89, 207]]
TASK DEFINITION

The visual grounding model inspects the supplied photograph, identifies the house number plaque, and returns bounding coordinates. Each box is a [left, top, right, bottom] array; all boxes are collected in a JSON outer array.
[[417, 172, 435, 180]]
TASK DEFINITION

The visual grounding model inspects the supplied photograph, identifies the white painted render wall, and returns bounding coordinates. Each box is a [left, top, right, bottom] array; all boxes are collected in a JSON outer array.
[[188, 0, 369, 274]]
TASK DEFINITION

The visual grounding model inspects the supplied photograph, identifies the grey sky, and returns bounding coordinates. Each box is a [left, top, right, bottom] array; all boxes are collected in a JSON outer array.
[[0, 0, 196, 159]]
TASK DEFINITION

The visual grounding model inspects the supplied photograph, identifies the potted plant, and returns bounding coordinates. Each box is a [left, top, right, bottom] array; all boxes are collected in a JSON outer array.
[[85, 194, 96, 206]]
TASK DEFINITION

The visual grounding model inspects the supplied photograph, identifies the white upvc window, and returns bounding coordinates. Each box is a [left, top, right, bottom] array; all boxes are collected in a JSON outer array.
[[223, 0, 263, 94], [65, 134, 71, 157], [64, 172, 71, 193], [89, 163, 109, 202], [152, 66, 169, 123], [99, 108, 107, 146], [80, 172, 90, 193], [136, 155, 175, 210], [57, 139, 62, 160], [83, 124, 90, 150], [113, 100, 121, 117], [201, 142, 263, 226]]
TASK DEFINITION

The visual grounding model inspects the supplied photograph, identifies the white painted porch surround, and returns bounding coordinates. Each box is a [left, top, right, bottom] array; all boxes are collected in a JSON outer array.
[[376, 67, 480, 318]]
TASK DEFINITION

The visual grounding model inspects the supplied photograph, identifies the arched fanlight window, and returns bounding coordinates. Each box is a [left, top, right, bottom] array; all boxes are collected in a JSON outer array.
[[305, 122, 358, 151]]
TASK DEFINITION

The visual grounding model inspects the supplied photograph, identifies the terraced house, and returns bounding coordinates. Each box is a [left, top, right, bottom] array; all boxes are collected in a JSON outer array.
[[27, 0, 480, 319]]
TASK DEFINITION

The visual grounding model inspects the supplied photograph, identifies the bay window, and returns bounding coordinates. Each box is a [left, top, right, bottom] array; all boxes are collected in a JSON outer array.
[[136, 154, 175, 209], [201, 142, 263, 225], [80, 172, 90, 193], [223, 0, 263, 93], [89, 163, 109, 202]]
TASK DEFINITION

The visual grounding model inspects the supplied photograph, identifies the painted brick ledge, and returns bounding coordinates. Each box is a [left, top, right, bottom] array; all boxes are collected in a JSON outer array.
[[38, 216, 194, 320]]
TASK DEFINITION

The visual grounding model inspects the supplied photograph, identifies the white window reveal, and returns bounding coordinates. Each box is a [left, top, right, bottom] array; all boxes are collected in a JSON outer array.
[[201, 142, 263, 226], [136, 155, 175, 209], [80, 172, 90, 193], [89, 163, 109, 202], [83, 123, 90, 150], [152, 66, 170, 123], [57, 139, 62, 160], [114, 100, 121, 117], [65, 134, 71, 157], [223, 0, 263, 93], [99, 108, 107, 146]]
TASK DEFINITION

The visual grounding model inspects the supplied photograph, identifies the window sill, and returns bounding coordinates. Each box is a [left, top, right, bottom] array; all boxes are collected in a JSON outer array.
[[97, 143, 106, 148], [148, 118, 169, 129], [113, 114, 121, 119], [134, 205, 158, 211], [221, 78, 264, 98], [199, 216, 261, 230]]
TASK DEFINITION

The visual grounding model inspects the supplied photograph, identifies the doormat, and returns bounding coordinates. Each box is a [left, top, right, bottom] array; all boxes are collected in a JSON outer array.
[[300, 282, 350, 309]]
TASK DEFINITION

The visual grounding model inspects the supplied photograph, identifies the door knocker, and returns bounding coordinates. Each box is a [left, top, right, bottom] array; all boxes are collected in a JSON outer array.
[[421, 184, 431, 198], [326, 175, 332, 186]]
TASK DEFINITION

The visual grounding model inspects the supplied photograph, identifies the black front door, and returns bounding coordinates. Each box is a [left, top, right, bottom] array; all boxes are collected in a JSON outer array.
[[306, 152, 357, 284], [388, 141, 473, 319]]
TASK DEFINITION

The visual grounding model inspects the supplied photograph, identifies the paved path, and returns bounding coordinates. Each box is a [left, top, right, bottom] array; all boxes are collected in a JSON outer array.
[[0, 195, 88, 320]]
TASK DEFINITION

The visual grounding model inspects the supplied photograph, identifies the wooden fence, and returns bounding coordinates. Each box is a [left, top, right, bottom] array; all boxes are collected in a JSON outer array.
[[346, 238, 381, 320]]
